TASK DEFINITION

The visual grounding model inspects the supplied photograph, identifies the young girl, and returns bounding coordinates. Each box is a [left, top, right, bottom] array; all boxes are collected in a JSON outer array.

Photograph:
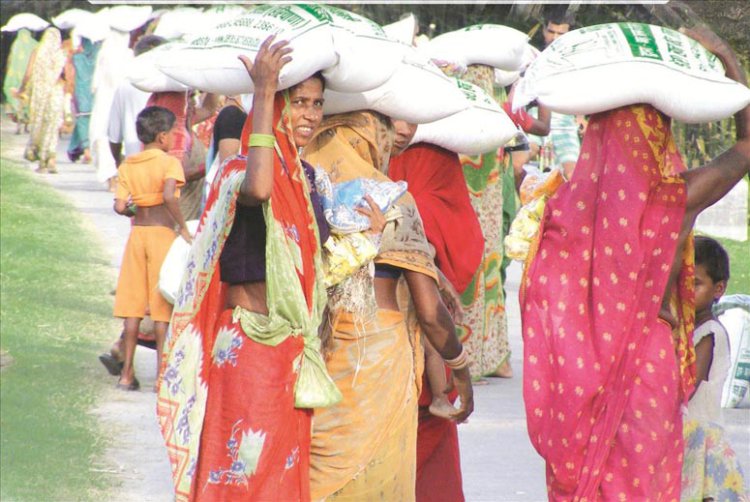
[[681, 235, 747, 500]]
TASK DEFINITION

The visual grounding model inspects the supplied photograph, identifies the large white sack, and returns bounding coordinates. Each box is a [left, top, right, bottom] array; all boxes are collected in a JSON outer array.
[[383, 14, 417, 45], [320, 5, 408, 92], [128, 43, 191, 93], [157, 4, 337, 96], [159, 220, 200, 305], [1, 13, 50, 32], [514, 23, 750, 124], [152, 7, 205, 40], [411, 79, 521, 155], [75, 13, 110, 43], [323, 49, 469, 124], [420, 24, 528, 71], [52, 9, 93, 30], [106, 5, 152, 33], [716, 295, 750, 408]]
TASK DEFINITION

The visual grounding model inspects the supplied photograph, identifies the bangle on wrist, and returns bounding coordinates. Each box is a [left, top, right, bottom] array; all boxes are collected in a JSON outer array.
[[444, 345, 469, 370], [248, 133, 275, 149]]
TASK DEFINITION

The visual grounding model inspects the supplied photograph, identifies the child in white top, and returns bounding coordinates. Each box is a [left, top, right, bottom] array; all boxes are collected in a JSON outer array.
[[686, 236, 731, 423], [680, 236, 748, 500]]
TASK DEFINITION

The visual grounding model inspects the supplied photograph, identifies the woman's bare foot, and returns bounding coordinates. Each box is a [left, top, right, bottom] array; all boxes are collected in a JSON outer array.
[[428, 396, 459, 419], [490, 359, 513, 378]]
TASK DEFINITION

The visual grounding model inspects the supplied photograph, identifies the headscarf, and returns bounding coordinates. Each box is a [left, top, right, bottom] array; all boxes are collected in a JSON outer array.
[[158, 91, 339, 501], [389, 143, 484, 293], [303, 111, 438, 280]]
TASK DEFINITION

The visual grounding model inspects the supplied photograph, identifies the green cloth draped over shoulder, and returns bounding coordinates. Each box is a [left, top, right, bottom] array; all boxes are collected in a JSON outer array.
[[233, 179, 340, 408]]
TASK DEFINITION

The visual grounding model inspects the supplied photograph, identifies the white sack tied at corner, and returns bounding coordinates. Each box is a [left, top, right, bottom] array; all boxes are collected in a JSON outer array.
[[411, 79, 521, 155], [494, 44, 540, 87], [323, 48, 469, 124], [420, 24, 529, 72], [155, 4, 337, 96], [319, 5, 409, 93], [127, 43, 191, 93], [513, 22, 750, 124], [383, 13, 417, 45], [1, 13, 50, 32]]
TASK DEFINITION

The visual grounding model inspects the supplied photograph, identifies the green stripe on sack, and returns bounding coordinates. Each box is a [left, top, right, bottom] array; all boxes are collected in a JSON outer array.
[[619, 23, 662, 61]]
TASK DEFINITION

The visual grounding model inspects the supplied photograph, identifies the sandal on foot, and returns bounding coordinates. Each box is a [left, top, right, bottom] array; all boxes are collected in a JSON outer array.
[[99, 353, 124, 376], [116, 377, 140, 391]]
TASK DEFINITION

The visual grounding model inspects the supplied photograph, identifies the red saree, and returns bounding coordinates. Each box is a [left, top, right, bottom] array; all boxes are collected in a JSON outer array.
[[157, 93, 334, 502], [521, 105, 695, 500], [389, 143, 484, 294]]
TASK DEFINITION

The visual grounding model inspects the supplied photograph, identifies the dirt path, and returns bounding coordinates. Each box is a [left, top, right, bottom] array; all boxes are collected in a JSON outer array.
[[0, 120, 174, 501]]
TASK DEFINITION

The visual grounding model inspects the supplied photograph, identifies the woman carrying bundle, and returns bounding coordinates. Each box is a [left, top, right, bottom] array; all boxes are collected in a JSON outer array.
[[21, 27, 66, 173], [157, 36, 364, 502], [303, 111, 474, 501], [520, 26, 750, 499]]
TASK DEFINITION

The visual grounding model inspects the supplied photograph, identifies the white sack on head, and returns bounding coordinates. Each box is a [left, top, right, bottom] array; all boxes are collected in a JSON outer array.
[[152, 7, 205, 40], [156, 4, 337, 96], [513, 23, 750, 124], [75, 14, 110, 43], [411, 79, 521, 155], [323, 49, 469, 124], [52, 9, 93, 30], [320, 5, 408, 93], [106, 5, 152, 33], [383, 14, 417, 45], [2, 13, 50, 32], [128, 43, 191, 93], [420, 24, 528, 71]]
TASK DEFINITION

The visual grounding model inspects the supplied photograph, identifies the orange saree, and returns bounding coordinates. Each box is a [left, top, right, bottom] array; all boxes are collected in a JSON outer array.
[[521, 105, 695, 500]]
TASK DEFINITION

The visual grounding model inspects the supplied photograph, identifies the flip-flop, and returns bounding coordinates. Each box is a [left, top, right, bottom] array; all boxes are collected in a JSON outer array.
[[99, 353, 124, 376], [116, 377, 140, 391]]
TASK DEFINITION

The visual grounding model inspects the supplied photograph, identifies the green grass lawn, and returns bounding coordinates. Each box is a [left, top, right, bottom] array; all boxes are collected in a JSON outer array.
[[0, 161, 118, 501]]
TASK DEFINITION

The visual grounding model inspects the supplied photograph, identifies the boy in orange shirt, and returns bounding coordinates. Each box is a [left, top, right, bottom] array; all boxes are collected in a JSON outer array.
[[113, 106, 192, 390]]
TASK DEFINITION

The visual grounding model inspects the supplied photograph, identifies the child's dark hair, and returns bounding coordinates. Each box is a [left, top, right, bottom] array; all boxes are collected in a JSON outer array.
[[136, 106, 176, 144], [694, 235, 730, 284]]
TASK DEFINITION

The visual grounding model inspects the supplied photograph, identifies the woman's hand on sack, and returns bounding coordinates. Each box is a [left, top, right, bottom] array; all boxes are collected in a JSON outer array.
[[448, 367, 474, 423], [680, 25, 730, 59], [238, 35, 293, 96], [357, 195, 386, 235]]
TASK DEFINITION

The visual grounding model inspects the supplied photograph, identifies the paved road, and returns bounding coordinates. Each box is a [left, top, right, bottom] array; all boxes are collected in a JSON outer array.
[[2, 120, 747, 501]]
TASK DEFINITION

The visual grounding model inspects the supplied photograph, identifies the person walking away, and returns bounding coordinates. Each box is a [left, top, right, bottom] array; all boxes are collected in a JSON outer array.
[[3, 28, 37, 134], [20, 27, 66, 174], [520, 26, 750, 498], [67, 36, 100, 163], [112, 105, 191, 391]]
